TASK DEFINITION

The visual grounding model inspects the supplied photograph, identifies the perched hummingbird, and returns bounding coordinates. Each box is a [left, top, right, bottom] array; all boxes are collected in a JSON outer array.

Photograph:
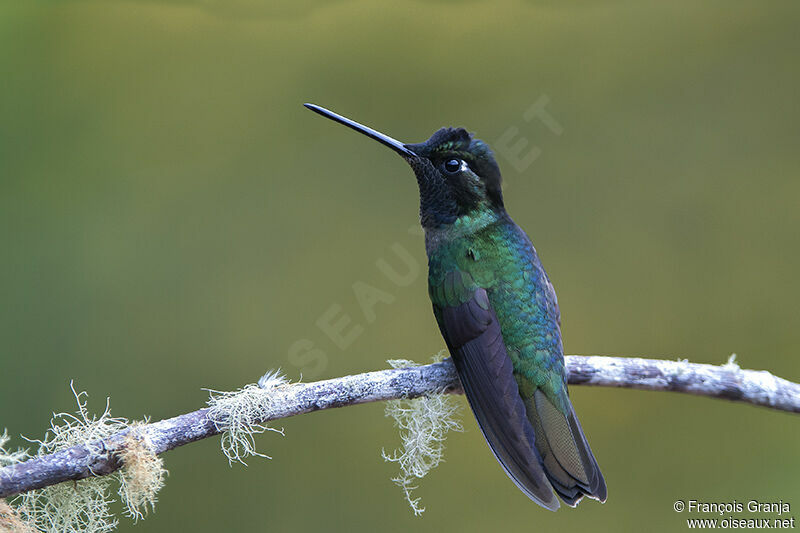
[[305, 103, 607, 510]]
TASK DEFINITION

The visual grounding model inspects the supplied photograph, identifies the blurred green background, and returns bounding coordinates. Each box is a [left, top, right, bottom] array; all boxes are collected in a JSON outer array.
[[2, 0, 799, 531]]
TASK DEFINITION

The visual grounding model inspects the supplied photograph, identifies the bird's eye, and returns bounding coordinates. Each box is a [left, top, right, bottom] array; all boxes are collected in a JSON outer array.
[[444, 159, 461, 173]]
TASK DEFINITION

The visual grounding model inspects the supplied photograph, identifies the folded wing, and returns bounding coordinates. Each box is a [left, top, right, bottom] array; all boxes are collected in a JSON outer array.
[[435, 287, 560, 511]]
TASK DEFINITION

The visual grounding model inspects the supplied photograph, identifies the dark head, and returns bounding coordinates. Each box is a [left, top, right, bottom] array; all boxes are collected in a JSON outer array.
[[305, 104, 505, 229]]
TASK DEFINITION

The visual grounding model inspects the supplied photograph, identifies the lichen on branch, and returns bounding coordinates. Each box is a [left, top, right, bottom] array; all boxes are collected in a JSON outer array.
[[382, 359, 463, 515], [1, 385, 167, 533]]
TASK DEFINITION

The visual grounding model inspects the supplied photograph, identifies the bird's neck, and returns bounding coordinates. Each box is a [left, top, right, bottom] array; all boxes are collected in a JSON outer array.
[[424, 206, 505, 253]]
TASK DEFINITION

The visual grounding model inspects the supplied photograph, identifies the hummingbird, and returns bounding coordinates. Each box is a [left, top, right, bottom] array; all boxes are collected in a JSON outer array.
[[305, 103, 607, 510]]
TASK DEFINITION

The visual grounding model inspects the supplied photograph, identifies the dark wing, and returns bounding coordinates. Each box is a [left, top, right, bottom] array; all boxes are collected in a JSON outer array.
[[527, 389, 608, 506], [434, 287, 560, 511], [528, 271, 607, 506]]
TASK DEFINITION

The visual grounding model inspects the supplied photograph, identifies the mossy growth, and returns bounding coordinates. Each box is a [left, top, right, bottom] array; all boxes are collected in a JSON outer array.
[[205, 369, 287, 465], [0, 384, 167, 533], [382, 357, 462, 516]]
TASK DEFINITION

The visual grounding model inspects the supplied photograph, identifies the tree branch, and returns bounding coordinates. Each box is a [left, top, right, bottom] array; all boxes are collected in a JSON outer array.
[[1, 355, 798, 499]]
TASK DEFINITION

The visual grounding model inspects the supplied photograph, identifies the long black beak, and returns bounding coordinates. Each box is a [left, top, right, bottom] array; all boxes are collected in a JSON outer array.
[[304, 103, 417, 158]]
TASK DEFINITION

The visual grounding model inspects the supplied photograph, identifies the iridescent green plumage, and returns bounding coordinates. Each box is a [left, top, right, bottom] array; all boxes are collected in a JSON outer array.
[[427, 212, 567, 411], [305, 104, 606, 511]]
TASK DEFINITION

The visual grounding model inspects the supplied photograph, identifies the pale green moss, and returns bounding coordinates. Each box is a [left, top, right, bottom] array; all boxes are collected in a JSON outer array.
[[1, 384, 167, 533], [382, 357, 462, 516], [206, 370, 287, 465], [117, 426, 167, 521], [0, 431, 29, 467]]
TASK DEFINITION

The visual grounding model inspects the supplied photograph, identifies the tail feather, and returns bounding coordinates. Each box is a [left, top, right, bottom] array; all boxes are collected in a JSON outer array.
[[529, 390, 607, 505]]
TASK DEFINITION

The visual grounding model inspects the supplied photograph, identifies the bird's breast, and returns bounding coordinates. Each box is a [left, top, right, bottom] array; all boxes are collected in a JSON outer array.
[[427, 219, 565, 391]]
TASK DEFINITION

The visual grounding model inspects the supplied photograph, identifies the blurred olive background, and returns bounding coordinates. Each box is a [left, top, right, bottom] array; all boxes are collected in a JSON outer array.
[[2, 1, 799, 531]]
